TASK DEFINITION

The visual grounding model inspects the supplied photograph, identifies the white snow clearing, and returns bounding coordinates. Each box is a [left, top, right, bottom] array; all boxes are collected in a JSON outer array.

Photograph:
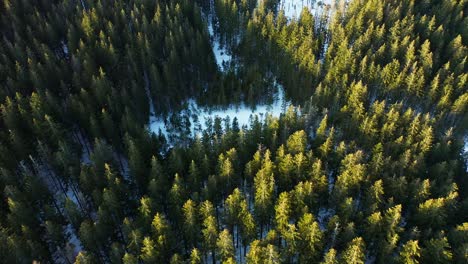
[[279, 0, 334, 20], [149, 82, 291, 143]]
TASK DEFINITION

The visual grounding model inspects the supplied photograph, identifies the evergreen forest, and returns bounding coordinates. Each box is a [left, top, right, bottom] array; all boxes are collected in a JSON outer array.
[[0, 0, 467, 263]]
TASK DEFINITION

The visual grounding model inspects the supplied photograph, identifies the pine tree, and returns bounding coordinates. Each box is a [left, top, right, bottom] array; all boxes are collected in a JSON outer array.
[[169, 173, 186, 225], [170, 253, 184, 264], [264, 244, 280, 264], [202, 213, 218, 264], [217, 229, 235, 263], [0, 0, 466, 262], [224, 188, 244, 241], [151, 213, 172, 262], [448, 223, 468, 263], [364, 180, 384, 215], [246, 240, 263, 264], [398, 240, 421, 264], [245, 239, 280, 263], [190, 248, 202, 264], [274, 192, 291, 245], [188, 160, 201, 191], [138, 196, 155, 227], [140, 237, 157, 263], [239, 201, 256, 258], [319, 127, 335, 158], [334, 151, 365, 200], [148, 156, 168, 211], [286, 130, 307, 155], [127, 137, 146, 193], [340, 237, 365, 264], [126, 228, 143, 256], [75, 251, 95, 264], [276, 145, 294, 192], [183, 199, 200, 250], [422, 236, 453, 264], [297, 213, 323, 263], [122, 253, 138, 264], [218, 153, 235, 198], [254, 164, 275, 237], [316, 114, 328, 141], [321, 248, 338, 264]]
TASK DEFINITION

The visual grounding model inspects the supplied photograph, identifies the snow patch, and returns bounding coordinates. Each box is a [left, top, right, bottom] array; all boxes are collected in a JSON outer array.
[[317, 207, 334, 230], [400, 216, 407, 227], [149, 116, 170, 140], [149, 82, 291, 145], [65, 187, 81, 206], [327, 171, 334, 194], [81, 150, 91, 165], [279, 0, 334, 20], [62, 40, 69, 56], [463, 136, 468, 172], [65, 224, 83, 261], [208, 17, 232, 71]]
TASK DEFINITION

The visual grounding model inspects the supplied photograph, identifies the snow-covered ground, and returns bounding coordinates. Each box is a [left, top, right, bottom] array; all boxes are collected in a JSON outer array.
[[61, 40, 69, 56], [317, 207, 335, 230], [30, 158, 84, 262], [149, 82, 290, 143], [209, 21, 232, 71], [205, 0, 232, 71], [279, 0, 334, 20], [464, 136, 468, 171], [327, 171, 334, 194], [65, 224, 83, 262]]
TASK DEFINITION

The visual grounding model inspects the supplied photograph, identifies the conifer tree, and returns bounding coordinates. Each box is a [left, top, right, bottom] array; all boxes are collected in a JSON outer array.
[[321, 249, 338, 264], [217, 229, 235, 263], [183, 199, 200, 250], [190, 248, 202, 264], [297, 213, 323, 263], [254, 163, 275, 237], [398, 240, 421, 264], [341, 237, 365, 264], [202, 213, 218, 264]]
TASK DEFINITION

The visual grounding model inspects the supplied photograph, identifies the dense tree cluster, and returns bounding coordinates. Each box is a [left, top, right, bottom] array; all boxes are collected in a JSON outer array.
[[0, 0, 467, 263]]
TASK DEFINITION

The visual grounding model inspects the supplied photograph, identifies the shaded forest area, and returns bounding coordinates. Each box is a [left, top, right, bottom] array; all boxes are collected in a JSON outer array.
[[0, 0, 467, 263]]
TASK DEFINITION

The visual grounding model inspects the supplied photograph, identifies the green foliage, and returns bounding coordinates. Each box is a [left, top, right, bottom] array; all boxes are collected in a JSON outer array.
[[286, 130, 307, 154], [217, 229, 235, 262], [398, 240, 421, 264], [340, 237, 366, 264], [297, 213, 323, 262], [0, 0, 466, 263]]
